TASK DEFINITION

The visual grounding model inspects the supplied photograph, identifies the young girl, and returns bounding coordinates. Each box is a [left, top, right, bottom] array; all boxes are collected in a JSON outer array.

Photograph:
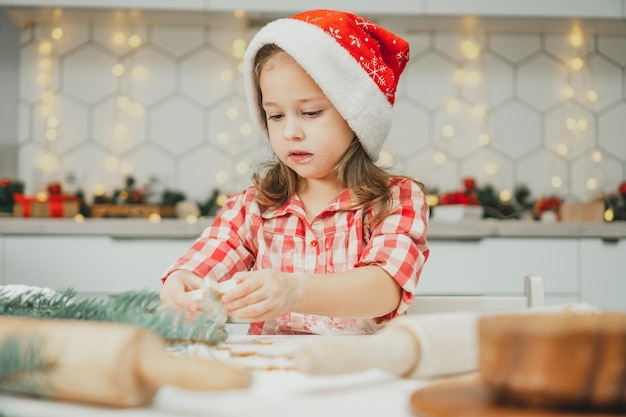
[[160, 9, 429, 335]]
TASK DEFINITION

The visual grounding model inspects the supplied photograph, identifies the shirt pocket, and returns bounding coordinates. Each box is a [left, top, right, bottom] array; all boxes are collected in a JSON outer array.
[[257, 229, 306, 273]]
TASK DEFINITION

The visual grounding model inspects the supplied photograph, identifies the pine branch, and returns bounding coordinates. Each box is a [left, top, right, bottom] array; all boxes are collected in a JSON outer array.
[[0, 287, 228, 345], [0, 335, 55, 396]]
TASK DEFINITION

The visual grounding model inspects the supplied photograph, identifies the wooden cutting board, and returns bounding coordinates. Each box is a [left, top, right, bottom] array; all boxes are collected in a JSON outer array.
[[410, 377, 623, 417]]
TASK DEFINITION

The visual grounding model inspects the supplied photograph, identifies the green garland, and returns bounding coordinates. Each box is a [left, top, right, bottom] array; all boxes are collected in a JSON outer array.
[[0, 286, 228, 345]]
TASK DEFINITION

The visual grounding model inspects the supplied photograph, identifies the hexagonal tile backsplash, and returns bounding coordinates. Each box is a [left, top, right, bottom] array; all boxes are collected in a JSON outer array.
[[16, 21, 626, 204]]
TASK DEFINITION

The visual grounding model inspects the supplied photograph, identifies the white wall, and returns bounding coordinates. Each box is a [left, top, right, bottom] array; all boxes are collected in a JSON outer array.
[[9, 17, 626, 203]]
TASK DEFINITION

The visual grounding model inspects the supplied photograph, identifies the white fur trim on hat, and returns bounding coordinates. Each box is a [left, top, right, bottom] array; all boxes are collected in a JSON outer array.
[[243, 18, 393, 161]]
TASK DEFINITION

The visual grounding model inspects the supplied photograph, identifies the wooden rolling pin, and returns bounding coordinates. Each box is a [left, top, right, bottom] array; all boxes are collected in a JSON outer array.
[[294, 304, 599, 379], [295, 312, 480, 378], [0, 316, 251, 407]]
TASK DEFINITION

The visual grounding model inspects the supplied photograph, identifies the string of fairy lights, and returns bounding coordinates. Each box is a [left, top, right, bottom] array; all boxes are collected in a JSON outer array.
[[30, 13, 609, 221]]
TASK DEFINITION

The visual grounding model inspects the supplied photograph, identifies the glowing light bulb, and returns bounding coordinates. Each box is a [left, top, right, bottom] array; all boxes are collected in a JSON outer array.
[[473, 105, 486, 118], [377, 150, 395, 167], [51, 27, 64, 40], [577, 119, 588, 131], [112, 64, 125, 77], [232, 39, 247, 59], [128, 35, 142, 48], [433, 152, 446, 164], [45, 128, 57, 141], [570, 58, 584, 71], [485, 163, 498, 175], [556, 144, 568, 156], [446, 99, 460, 112], [426, 194, 439, 206], [499, 189, 512, 202], [551, 176, 562, 188], [148, 213, 161, 223], [234, 9, 245, 18], [113, 33, 126, 46], [186, 214, 198, 224], [74, 213, 85, 222], [586, 177, 597, 190], [132, 66, 146, 79], [586, 90, 598, 102], [94, 184, 106, 196], [39, 154, 58, 173], [39, 58, 52, 71], [461, 40, 480, 60], [217, 132, 230, 144], [38, 41, 52, 55], [591, 151, 602, 163], [239, 123, 252, 136], [226, 107, 239, 119], [104, 156, 119, 171], [478, 134, 490, 146], [114, 124, 129, 140], [221, 70, 233, 82], [568, 31, 583, 47], [562, 86, 575, 99], [47, 116, 59, 128], [117, 96, 130, 109], [604, 208, 614, 222], [442, 125, 455, 137], [454, 69, 465, 83], [216, 193, 229, 207], [236, 162, 249, 174], [565, 118, 577, 131], [128, 102, 143, 118]]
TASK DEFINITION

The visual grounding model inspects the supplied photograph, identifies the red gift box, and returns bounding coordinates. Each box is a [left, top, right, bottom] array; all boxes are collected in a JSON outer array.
[[13, 193, 80, 218]]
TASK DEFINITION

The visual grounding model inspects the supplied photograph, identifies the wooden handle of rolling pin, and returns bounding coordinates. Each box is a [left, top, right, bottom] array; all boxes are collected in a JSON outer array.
[[294, 312, 480, 378], [0, 316, 251, 407]]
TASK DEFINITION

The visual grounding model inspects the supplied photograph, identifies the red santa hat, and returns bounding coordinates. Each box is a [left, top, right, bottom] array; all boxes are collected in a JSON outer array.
[[243, 9, 410, 161]]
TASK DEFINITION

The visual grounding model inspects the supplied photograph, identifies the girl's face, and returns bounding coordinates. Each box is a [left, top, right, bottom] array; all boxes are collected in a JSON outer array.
[[259, 53, 354, 188]]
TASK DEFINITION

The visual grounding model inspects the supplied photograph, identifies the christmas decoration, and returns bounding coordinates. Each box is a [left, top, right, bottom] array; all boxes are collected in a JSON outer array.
[[604, 180, 626, 221], [12, 182, 81, 218], [0, 286, 227, 345], [0, 177, 24, 214]]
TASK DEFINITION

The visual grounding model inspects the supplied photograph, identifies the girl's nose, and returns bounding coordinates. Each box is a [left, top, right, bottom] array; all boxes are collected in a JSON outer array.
[[283, 118, 303, 141]]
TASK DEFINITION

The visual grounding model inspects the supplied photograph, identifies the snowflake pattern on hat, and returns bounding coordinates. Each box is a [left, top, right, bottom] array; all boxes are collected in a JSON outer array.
[[292, 10, 409, 106]]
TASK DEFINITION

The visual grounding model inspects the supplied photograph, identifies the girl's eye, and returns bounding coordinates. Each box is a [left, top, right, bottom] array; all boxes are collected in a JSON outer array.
[[267, 114, 283, 121], [303, 110, 321, 117]]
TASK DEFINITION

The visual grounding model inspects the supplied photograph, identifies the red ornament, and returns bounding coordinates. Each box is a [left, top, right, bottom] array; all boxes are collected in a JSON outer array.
[[463, 177, 476, 191], [619, 181, 626, 195], [0, 177, 9, 188], [47, 182, 62, 196]]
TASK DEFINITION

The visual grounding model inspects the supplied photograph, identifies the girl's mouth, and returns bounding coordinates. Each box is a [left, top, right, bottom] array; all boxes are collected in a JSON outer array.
[[289, 151, 313, 163]]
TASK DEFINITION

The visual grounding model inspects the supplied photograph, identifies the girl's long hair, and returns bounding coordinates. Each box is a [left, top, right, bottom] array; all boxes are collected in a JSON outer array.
[[251, 44, 424, 226]]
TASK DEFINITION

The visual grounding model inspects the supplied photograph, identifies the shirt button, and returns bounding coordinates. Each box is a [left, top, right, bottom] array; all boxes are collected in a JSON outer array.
[[309, 240, 318, 247]]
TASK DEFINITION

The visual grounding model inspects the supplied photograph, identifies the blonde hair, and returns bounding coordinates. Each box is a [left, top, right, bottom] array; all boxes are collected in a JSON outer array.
[[251, 44, 423, 225]]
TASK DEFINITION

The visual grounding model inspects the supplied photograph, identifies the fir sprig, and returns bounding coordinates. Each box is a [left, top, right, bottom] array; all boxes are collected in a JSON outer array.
[[0, 335, 55, 397], [0, 287, 228, 345]]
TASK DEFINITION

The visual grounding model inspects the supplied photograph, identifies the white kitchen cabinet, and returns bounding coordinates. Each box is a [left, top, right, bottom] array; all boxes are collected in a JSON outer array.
[[579, 238, 626, 311], [419, 238, 580, 306], [2, 235, 194, 295]]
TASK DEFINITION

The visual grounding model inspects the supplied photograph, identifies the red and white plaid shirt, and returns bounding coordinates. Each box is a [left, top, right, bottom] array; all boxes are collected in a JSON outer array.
[[162, 177, 429, 335]]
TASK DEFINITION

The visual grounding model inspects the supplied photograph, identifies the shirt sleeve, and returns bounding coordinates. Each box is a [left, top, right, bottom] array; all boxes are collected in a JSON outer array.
[[356, 177, 430, 317], [160, 188, 258, 284]]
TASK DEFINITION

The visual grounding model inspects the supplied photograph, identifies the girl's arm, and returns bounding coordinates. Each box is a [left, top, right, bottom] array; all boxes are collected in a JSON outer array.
[[221, 265, 400, 321]]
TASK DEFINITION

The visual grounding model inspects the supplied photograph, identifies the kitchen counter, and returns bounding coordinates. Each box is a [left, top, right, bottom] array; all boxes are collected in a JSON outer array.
[[0, 217, 625, 239]]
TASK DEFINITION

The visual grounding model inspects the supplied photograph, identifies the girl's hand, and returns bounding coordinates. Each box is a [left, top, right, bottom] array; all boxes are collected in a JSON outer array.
[[159, 269, 205, 315], [221, 270, 300, 322]]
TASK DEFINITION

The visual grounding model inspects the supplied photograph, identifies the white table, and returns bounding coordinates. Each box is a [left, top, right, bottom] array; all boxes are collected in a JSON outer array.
[[0, 335, 465, 417]]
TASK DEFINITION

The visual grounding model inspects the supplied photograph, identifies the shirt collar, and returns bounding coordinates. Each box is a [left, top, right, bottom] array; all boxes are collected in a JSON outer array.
[[261, 188, 354, 220]]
